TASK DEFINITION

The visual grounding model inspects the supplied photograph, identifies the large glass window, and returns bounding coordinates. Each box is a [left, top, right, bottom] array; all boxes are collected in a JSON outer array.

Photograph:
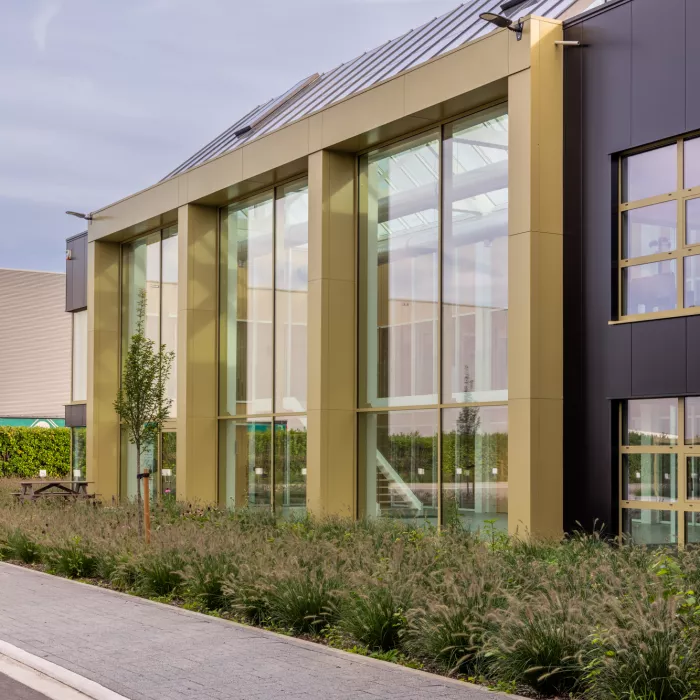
[[619, 136, 700, 320], [71, 310, 87, 402], [443, 112, 508, 404], [275, 182, 309, 413], [359, 105, 508, 530], [220, 194, 274, 416], [360, 410, 438, 524], [219, 419, 272, 510], [71, 427, 86, 482], [621, 398, 700, 546], [121, 226, 178, 499], [359, 130, 440, 408], [442, 406, 508, 530], [274, 416, 307, 518], [219, 180, 308, 515]]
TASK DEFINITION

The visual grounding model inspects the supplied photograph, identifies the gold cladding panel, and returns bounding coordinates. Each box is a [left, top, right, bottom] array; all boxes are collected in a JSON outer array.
[[404, 30, 509, 115]]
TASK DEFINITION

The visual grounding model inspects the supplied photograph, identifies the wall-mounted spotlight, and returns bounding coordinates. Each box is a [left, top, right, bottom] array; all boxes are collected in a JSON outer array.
[[66, 249, 73, 261], [65, 211, 92, 221], [479, 12, 524, 41]]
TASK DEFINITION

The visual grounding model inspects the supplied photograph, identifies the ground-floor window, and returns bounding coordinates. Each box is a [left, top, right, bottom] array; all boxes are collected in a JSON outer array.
[[71, 427, 86, 482], [620, 397, 700, 546], [218, 416, 307, 518], [121, 430, 178, 502], [359, 406, 508, 530]]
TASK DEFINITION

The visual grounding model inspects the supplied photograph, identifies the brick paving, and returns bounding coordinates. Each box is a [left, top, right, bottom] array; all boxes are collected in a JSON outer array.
[[0, 563, 513, 700]]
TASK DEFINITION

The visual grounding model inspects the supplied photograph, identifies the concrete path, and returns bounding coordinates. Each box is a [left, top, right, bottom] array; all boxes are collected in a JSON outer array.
[[0, 672, 50, 700], [0, 563, 512, 700]]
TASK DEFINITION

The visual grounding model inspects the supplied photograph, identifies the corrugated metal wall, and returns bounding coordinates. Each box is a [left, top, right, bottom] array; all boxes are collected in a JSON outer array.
[[0, 269, 71, 418]]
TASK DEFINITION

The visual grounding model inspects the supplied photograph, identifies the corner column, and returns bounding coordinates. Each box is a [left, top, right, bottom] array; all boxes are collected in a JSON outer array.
[[306, 150, 356, 517], [86, 239, 121, 501], [176, 204, 219, 504], [507, 19, 564, 539]]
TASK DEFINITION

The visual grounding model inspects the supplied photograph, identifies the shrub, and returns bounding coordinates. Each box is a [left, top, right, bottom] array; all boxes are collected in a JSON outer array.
[[45, 538, 100, 578], [0, 428, 70, 478], [337, 584, 409, 652], [223, 568, 270, 625], [264, 568, 339, 634], [135, 551, 185, 597], [486, 592, 589, 696], [185, 554, 234, 611], [109, 557, 140, 592], [0, 528, 41, 563], [585, 598, 700, 700], [405, 579, 499, 675]]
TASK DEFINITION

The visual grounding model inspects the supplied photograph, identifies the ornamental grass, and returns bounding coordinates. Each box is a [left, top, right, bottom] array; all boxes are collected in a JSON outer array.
[[1, 480, 700, 699]]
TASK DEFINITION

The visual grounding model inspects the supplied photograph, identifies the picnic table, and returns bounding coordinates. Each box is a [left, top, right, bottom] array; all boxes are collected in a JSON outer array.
[[15, 481, 94, 502]]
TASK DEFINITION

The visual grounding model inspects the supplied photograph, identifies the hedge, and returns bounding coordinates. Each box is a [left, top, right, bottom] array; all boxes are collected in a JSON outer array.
[[0, 427, 70, 478]]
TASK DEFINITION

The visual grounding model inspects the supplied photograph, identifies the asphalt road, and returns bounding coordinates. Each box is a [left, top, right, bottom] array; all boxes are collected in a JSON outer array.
[[0, 672, 48, 700]]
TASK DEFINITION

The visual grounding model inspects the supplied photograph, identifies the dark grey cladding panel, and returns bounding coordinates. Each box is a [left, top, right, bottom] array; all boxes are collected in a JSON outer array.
[[607, 324, 632, 398], [686, 0, 700, 131], [687, 316, 700, 395], [630, 0, 686, 146], [631, 319, 687, 398], [562, 0, 700, 533], [65, 404, 86, 428], [580, 0, 632, 153], [66, 232, 87, 312]]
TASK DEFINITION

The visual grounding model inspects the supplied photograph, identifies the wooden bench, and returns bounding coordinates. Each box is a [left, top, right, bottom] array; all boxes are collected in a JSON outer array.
[[15, 481, 95, 502]]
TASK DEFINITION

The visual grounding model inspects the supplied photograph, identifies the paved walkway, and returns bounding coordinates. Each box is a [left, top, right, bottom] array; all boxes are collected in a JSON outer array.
[[0, 672, 49, 700], [0, 564, 511, 700]]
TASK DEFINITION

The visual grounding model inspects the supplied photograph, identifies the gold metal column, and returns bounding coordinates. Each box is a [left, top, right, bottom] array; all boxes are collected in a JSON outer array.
[[507, 19, 564, 539], [306, 150, 356, 517], [176, 204, 219, 503], [86, 240, 121, 501]]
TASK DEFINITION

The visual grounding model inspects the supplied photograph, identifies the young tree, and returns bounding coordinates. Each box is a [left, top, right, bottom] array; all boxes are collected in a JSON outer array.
[[114, 288, 175, 535]]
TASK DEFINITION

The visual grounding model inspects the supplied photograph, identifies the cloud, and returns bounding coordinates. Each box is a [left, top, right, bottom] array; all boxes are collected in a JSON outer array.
[[32, 0, 62, 52]]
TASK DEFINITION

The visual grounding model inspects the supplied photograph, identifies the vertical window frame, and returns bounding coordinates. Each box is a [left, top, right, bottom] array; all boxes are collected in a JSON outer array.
[[357, 102, 510, 530], [216, 177, 309, 514], [617, 134, 700, 321], [619, 397, 700, 547]]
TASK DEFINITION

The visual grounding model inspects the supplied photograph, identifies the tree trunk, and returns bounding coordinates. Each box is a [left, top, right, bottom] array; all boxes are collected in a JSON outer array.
[[136, 446, 143, 537]]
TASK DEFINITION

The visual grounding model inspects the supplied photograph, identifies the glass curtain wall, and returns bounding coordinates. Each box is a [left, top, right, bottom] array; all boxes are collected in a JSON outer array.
[[359, 105, 509, 530], [621, 397, 700, 546], [120, 225, 178, 500], [219, 180, 308, 517]]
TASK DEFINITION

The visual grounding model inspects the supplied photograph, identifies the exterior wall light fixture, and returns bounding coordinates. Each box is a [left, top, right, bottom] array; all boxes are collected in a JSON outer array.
[[65, 211, 93, 221], [479, 12, 524, 40]]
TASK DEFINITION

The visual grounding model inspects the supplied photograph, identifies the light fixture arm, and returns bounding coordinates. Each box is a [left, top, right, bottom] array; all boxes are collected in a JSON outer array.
[[509, 18, 524, 41]]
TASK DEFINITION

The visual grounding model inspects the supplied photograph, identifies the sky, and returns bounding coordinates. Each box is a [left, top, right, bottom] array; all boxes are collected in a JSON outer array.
[[0, 0, 458, 273]]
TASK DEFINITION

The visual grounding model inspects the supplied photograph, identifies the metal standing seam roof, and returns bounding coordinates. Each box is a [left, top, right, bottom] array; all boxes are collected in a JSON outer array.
[[162, 0, 581, 181]]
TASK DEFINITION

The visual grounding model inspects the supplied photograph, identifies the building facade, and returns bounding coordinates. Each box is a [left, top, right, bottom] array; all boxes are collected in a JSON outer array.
[[0, 268, 71, 426], [70, 0, 690, 541], [563, 0, 700, 545]]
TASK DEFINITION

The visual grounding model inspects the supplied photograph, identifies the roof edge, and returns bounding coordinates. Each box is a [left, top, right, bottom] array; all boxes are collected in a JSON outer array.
[[89, 21, 522, 218], [563, 0, 629, 26]]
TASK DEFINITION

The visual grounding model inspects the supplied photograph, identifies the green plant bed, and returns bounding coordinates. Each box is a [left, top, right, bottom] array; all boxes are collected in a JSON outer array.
[[0, 482, 699, 700]]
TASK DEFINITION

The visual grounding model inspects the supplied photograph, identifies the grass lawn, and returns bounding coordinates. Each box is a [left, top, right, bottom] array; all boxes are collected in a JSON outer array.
[[0, 479, 698, 700]]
